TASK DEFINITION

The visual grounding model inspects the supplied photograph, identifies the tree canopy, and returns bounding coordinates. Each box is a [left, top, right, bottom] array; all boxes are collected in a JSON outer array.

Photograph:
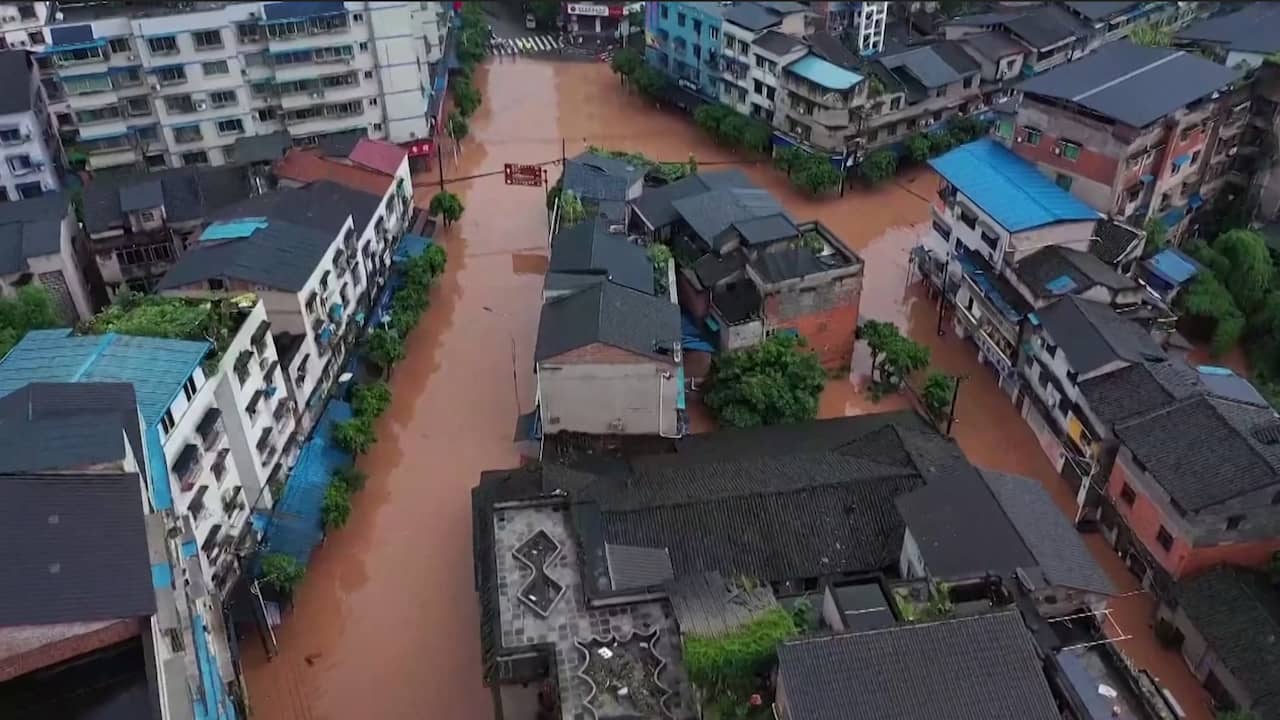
[[860, 149, 898, 185], [858, 319, 930, 391], [705, 333, 826, 428], [0, 285, 61, 358], [428, 190, 464, 226]]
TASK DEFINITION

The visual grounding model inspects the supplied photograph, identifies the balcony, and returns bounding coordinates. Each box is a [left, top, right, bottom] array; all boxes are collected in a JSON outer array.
[[196, 407, 224, 451], [221, 485, 244, 516], [273, 397, 296, 422], [211, 448, 230, 484], [256, 426, 274, 454], [173, 443, 203, 493]]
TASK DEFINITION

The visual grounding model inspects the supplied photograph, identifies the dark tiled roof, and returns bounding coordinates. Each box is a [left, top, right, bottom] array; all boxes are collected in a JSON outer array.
[[750, 247, 830, 284], [753, 29, 804, 56], [960, 30, 1027, 62], [1013, 245, 1137, 299], [232, 131, 292, 164], [548, 222, 653, 295], [1092, 219, 1143, 264], [1176, 566, 1280, 720], [807, 30, 859, 69], [1019, 42, 1241, 128], [83, 164, 254, 235], [980, 469, 1115, 595], [734, 213, 799, 246], [1003, 4, 1087, 49], [1115, 396, 1280, 511], [604, 543, 674, 591], [1078, 358, 1203, 426], [0, 382, 143, 479], [117, 181, 164, 213], [776, 612, 1060, 720], [210, 180, 379, 236], [880, 43, 977, 89], [630, 169, 756, 231], [0, 51, 34, 114], [0, 473, 155, 626], [1037, 296, 1165, 375], [563, 153, 645, 202], [157, 218, 336, 292], [1066, 1, 1140, 22], [673, 188, 790, 250], [724, 3, 783, 31], [1176, 3, 1280, 55], [534, 281, 680, 362], [692, 251, 747, 287], [711, 279, 761, 323], [0, 192, 69, 275]]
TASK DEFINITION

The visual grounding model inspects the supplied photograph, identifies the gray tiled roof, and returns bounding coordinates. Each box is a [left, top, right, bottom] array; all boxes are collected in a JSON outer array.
[[1176, 3, 1280, 55], [1176, 566, 1280, 720], [1014, 245, 1137, 299], [209, 180, 378, 237], [1038, 295, 1165, 375], [753, 29, 804, 57], [960, 30, 1027, 62], [1003, 4, 1087, 49], [980, 469, 1115, 595], [1091, 219, 1143, 264], [83, 165, 254, 235], [563, 153, 645, 202], [0, 382, 143, 479], [1065, 1, 1140, 22], [604, 543, 674, 591], [1019, 42, 1241, 128], [1115, 396, 1280, 511], [724, 3, 783, 31], [118, 181, 164, 213], [776, 612, 1060, 720], [673, 188, 790, 250], [534, 281, 679, 362], [630, 169, 756, 231], [734, 213, 798, 246], [0, 51, 34, 114], [0, 473, 155, 626], [1078, 358, 1204, 426], [157, 218, 336, 292], [548, 222, 654, 294], [0, 192, 68, 274], [231, 130, 293, 164], [880, 43, 976, 89]]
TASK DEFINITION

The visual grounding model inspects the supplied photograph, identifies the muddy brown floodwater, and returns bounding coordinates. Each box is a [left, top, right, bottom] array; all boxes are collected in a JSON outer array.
[[243, 59, 1214, 720]]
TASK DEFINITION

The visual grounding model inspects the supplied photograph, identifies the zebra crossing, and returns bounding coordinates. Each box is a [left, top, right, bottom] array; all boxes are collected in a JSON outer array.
[[488, 34, 564, 56]]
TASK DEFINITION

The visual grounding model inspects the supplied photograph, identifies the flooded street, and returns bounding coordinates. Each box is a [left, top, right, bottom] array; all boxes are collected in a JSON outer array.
[[243, 59, 1210, 720]]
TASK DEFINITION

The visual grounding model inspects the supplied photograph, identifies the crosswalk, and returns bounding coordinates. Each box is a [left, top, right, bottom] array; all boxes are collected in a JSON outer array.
[[488, 34, 564, 55]]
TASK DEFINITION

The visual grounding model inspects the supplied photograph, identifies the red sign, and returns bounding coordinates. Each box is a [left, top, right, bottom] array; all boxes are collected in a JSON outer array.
[[406, 140, 433, 158], [504, 163, 544, 187]]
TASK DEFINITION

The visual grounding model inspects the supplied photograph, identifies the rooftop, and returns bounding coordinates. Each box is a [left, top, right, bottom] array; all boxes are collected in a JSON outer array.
[[1037, 295, 1165, 375], [275, 148, 395, 198], [1019, 41, 1242, 128], [724, 3, 785, 32], [776, 612, 1060, 720], [547, 222, 654, 295], [82, 164, 255, 236], [1091, 219, 1143, 265], [563, 152, 646, 202], [1013, 245, 1138, 300], [880, 42, 980, 91], [1078, 357, 1205, 426], [0, 51, 35, 115], [158, 215, 338, 293], [346, 137, 407, 176], [0, 192, 69, 276], [1176, 3, 1280, 56], [534, 281, 680, 363], [1065, 1, 1142, 23], [930, 139, 1099, 233], [786, 54, 864, 91], [1002, 4, 1088, 50], [958, 30, 1027, 63], [672, 187, 793, 250], [753, 29, 805, 57], [0, 382, 143, 479], [210, 180, 378, 238], [630, 169, 757, 232], [1144, 247, 1201, 286]]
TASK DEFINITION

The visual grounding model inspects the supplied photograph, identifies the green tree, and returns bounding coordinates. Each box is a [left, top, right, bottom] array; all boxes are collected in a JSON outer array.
[[928, 130, 957, 156], [647, 243, 672, 294], [332, 416, 377, 455], [905, 133, 932, 163], [876, 333, 930, 390], [921, 372, 956, 424], [352, 381, 392, 418], [1216, 229, 1272, 314], [860, 149, 898, 185], [1143, 216, 1168, 258], [694, 104, 726, 139], [1180, 273, 1244, 354], [423, 243, 448, 278], [857, 319, 901, 376], [428, 190, 464, 226], [529, 0, 559, 27], [792, 154, 842, 195], [446, 110, 469, 141], [260, 553, 305, 595], [609, 47, 643, 82], [367, 327, 406, 371], [453, 78, 481, 117], [1130, 24, 1172, 47], [741, 119, 772, 153], [774, 146, 807, 176], [321, 481, 353, 530], [630, 65, 667, 97], [705, 333, 826, 428], [0, 285, 62, 358], [558, 188, 587, 226], [333, 465, 368, 493], [947, 115, 988, 143]]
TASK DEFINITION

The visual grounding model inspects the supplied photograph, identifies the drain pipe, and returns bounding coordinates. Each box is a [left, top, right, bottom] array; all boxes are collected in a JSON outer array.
[[657, 371, 681, 438]]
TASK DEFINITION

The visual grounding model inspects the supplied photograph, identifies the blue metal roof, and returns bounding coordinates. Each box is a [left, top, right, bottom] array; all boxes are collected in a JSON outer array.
[[263, 0, 346, 21], [786, 54, 863, 90], [1145, 248, 1199, 285], [929, 139, 1100, 233]]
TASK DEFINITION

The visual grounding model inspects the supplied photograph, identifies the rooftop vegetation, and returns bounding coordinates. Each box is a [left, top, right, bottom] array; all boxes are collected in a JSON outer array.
[[82, 291, 258, 371]]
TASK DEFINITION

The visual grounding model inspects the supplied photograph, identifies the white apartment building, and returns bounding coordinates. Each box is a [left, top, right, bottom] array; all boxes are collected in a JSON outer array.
[[848, 2, 887, 56], [0, 49, 61, 199], [0, 191, 94, 321], [36, 1, 445, 171], [0, 1, 52, 50], [742, 30, 807, 120], [720, 3, 807, 112]]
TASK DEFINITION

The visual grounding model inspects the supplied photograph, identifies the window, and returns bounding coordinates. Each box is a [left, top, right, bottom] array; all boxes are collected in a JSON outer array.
[[109, 37, 132, 54], [7, 155, 35, 174], [221, 146, 236, 164], [216, 118, 244, 135], [74, 105, 122, 124], [126, 97, 151, 116], [0, 128, 21, 144], [1045, 342, 1058, 359], [165, 95, 196, 114], [17, 182, 43, 199], [693, 19, 702, 34], [172, 124, 203, 143], [208, 278, 226, 291], [148, 36, 179, 55], [160, 409, 176, 435], [1055, 173, 1073, 191], [183, 375, 198, 401], [27, 30, 43, 46], [659, 5, 668, 19], [1225, 514, 1245, 530], [209, 90, 237, 107], [1058, 141, 1081, 161], [1023, 126, 1041, 146], [192, 30, 223, 49], [115, 67, 143, 87], [156, 66, 187, 85], [243, 51, 267, 68], [677, 12, 686, 27], [979, 229, 998, 250], [17, 3, 35, 19], [257, 107, 278, 122], [352, 12, 363, 22], [238, 23, 262, 43], [139, 211, 156, 223], [363, 70, 374, 79], [181, 150, 209, 166], [965, 75, 977, 89], [710, 27, 718, 41], [359, 41, 369, 51], [1190, 149, 1201, 167], [889, 96, 901, 111], [202, 60, 229, 76], [935, 87, 946, 98], [1119, 483, 1136, 506], [145, 154, 167, 169], [1155, 526, 1173, 551], [959, 208, 977, 230], [250, 82, 273, 97]]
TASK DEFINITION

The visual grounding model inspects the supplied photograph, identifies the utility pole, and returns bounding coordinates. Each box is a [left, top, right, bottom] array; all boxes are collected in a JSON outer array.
[[945, 374, 967, 436], [437, 136, 445, 192], [561, 136, 567, 169], [935, 254, 950, 337]]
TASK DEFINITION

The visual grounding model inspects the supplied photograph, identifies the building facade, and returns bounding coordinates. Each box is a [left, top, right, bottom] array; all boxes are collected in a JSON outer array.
[[0, 192, 94, 321], [0, 49, 62, 199], [646, 1, 726, 100]]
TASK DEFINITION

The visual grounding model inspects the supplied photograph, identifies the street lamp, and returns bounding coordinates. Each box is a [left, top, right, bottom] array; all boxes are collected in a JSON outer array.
[[482, 306, 521, 414]]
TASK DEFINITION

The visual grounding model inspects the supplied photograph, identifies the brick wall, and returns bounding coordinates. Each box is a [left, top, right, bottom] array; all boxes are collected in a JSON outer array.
[[762, 274, 862, 370], [0, 618, 143, 682], [1012, 124, 1121, 191]]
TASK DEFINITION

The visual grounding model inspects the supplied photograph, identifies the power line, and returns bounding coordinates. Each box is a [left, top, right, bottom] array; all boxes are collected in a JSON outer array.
[[424, 154, 769, 187]]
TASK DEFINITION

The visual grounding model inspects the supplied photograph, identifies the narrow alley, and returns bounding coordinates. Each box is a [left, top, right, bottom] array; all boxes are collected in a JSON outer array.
[[242, 59, 1213, 720]]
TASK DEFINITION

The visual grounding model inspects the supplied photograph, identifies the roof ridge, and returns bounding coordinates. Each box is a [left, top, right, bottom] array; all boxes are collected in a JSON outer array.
[[1070, 49, 1184, 103]]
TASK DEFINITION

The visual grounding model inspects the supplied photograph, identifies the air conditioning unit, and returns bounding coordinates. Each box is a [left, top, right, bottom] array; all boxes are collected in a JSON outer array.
[[127, 53, 137, 61], [309, 90, 324, 99], [1051, 146, 1061, 155], [195, 101, 207, 111]]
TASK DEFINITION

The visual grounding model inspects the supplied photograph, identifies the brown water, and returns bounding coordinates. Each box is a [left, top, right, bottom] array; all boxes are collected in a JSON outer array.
[[243, 60, 1212, 720]]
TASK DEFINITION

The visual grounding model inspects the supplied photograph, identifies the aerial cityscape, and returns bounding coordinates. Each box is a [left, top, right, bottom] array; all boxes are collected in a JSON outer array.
[[0, 1, 1278, 719]]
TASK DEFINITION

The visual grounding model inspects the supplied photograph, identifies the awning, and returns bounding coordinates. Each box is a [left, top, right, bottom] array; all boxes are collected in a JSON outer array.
[[1159, 205, 1187, 228], [393, 233, 433, 263], [1172, 153, 1192, 169]]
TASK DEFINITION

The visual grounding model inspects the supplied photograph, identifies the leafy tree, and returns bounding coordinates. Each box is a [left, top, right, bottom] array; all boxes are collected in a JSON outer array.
[[453, 78, 481, 117], [333, 465, 368, 493], [1180, 273, 1244, 354], [1216, 229, 1272, 314], [705, 333, 826, 428], [321, 481, 353, 530], [860, 149, 898, 185], [367, 327, 406, 370], [630, 65, 667, 97], [545, 177, 563, 211], [352, 381, 392, 419], [529, 0, 559, 27], [332, 415, 376, 455], [428, 190, 464, 226], [792, 154, 842, 195], [905, 133, 932, 163], [921, 372, 956, 424], [683, 607, 798, 710], [260, 553, 305, 595], [789, 597, 819, 632], [0, 285, 63, 358], [773, 146, 807, 176], [446, 110, 469, 141], [1142, 217, 1167, 258], [861, 320, 931, 390], [423, 243, 447, 278], [558, 188, 587, 226], [947, 115, 988, 143], [858, 319, 900, 375], [609, 47, 642, 81], [928, 130, 957, 156], [741, 119, 772, 153], [647, 243, 672, 294]]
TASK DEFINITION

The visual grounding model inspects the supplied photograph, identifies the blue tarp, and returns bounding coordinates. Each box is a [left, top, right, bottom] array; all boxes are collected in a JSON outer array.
[[393, 233, 433, 263], [202, 218, 268, 241], [681, 313, 717, 353], [1145, 248, 1199, 285], [261, 400, 354, 566]]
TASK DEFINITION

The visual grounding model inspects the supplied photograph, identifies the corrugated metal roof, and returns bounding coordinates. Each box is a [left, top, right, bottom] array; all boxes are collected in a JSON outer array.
[[928, 139, 1098, 232], [786, 54, 864, 90]]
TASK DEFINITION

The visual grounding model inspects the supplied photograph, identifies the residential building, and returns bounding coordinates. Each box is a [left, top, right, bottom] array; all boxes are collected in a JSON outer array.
[[157, 185, 379, 435], [81, 162, 264, 297], [1011, 41, 1241, 239], [0, 1, 52, 52], [846, 1, 888, 55], [41, 1, 438, 172], [1177, 3, 1280, 72], [0, 191, 93, 320], [534, 280, 681, 437], [943, 4, 1092, 76], [1156, 565, 1280, 719], [774, 612, 1061, 720], [860, 40, 984, 150], [956, 29, 1028, 86], [544, 218, 656, 301], [645, 1, 727, 100], [772, 51, 867, 153], [561, 151, 646, 208], [734, 30, 806, 121], [0, 50, 61, 199], [720, 4, 809, 113], [1139, 246, 1201, 304], [922, 139, 1098, 384]]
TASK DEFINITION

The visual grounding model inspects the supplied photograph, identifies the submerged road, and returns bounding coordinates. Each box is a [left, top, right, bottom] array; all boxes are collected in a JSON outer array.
[[243, 59, 1213, 720]]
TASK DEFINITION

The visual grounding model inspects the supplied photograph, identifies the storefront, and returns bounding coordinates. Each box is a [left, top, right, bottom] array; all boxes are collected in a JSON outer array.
[[564, 2, 642, 44]]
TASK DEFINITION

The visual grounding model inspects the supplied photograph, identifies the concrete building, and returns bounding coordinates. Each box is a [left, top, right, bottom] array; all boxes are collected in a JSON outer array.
[[0, 191, 94, 321], [845, 1, 888, 55], [0, 1, 52, 52], [645, 1, 726, 100], [1011, 42, 1241, 239], [39, 1, 443, 172], [81, 163, 265, 297], [772, 51, 867, 153], [0, 50, 62, 199], [719, 3, 810, 113]]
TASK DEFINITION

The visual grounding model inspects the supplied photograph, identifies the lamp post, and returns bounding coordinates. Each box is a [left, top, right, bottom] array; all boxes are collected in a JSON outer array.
[[482, 306, 521, 414]]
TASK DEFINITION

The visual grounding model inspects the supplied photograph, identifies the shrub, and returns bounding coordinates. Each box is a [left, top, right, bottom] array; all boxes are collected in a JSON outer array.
[[367, 327, 407, 370], [352, 381, 392, 419], [860, 149, 898, 185], [706, 334, 825, 428], [333, 465, 368, 493], [321, 481, 353, 530], [332, 416, 376, 455], [260, 553, 305, 595], [683, 607, 798, 702]]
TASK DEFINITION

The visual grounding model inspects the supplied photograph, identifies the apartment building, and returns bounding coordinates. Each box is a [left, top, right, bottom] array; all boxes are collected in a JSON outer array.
[[0, 1, 51, 51], [81, 162, 265, 297], [0, 50, 62, 199], [720, 3, 809, 112], [0, 192, 94, 321], [845, 1, 888, 55], [1012, 41, 1240, 239], [38, 1, 442, 172]]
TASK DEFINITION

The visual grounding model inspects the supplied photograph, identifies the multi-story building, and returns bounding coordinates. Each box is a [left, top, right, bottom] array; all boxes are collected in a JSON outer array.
[[1011, 41, 1240, 240], [0, 192, 94, 321], [0, 0, 52, 51], [772, 51, 867, 154], [845, 1, 888, 55], [646, 1, 728, 101], [720, 3, 809, 112], [39, 1, 441, 172], [81, 162, 265, 297], [0, 50, 62, 199]]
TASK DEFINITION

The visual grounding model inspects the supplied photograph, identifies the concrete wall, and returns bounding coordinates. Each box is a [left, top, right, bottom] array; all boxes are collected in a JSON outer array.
[[538, 343, 678, 436], [761, 271, 861, 370], [647, 1, 724, 99]]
